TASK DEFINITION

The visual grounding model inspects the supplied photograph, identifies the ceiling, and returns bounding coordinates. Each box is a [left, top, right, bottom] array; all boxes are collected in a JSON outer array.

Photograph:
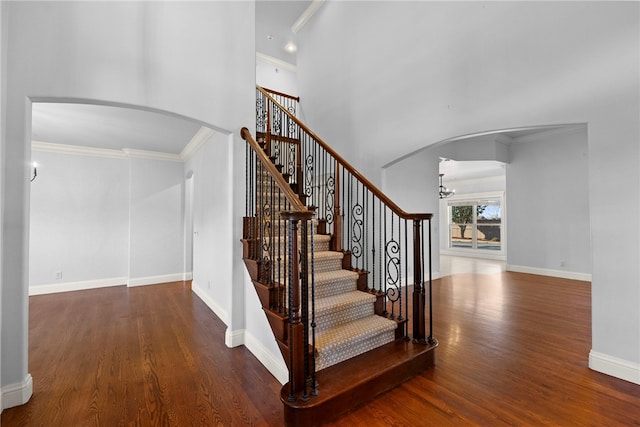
[[32, 103, 203, 155], [256, 0, 313, 65]]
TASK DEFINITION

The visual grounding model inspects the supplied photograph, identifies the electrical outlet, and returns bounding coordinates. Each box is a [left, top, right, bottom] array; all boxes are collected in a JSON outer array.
[[560, 261, 566, 268], [207, 280, 211, 289], [55, 271, 63, 280]]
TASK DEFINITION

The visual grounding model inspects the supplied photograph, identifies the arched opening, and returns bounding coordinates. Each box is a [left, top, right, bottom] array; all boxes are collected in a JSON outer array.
[[28, 99, 219, 294], [429, 123, 591, 280]]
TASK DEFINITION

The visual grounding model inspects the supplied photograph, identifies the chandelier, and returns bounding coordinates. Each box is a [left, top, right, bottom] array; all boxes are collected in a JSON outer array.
[[439, 173, 455, 199]]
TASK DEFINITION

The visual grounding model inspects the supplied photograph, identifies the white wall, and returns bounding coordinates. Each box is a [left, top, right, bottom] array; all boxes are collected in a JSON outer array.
[[128, 157, 184, 285], [1, 1, 255, 409], [507, 127, 591, 278], [0, 1, 6, 412], [185, 132, 286, 381], [29, 150, 187, 292], [256, 57, 298, 97], [186, 133, 233, 324], [29, 151, 129, 290], [382, 148, 441, 276], [298, 1, 640, 383]]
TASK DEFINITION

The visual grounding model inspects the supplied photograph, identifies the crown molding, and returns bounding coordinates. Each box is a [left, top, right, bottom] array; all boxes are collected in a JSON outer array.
[[33, 141, 183, 162], [32, 141, 127, 159], [292, 0, 325, 33], [181, 126, 216, 161], [122, 148, 183, 162], [256, 52, 297, 73]]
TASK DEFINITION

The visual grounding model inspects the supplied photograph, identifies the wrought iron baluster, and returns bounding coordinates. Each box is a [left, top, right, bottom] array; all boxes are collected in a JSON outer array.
[[310, 219, 318, 396], [301, 218, 310, 402], [351, 181, 363, 269], [386, 212, 400, 319], [371, 194, 376, 292]]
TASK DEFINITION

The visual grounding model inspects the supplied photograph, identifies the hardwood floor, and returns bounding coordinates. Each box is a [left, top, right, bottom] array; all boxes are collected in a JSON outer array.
[[3, 272, 640, 426], [1, 281, 284, 426]]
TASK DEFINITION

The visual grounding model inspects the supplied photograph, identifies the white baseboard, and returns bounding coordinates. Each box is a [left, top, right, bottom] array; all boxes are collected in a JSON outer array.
[[127, 273, 186, 287], [506, 264, 592, 282], [191, 281, 230, 325], [225, 328, 245, 348], [30, 273, 192, 295], [589, 350, 640, 385], [1, 374, 33, 412], [225, 327, 288, 385], [29, 277, 127, 296]]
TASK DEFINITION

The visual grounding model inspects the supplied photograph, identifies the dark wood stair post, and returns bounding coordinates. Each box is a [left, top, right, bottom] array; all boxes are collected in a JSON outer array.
[[412, 219, 426, 343], [280, 210, 315, 401]]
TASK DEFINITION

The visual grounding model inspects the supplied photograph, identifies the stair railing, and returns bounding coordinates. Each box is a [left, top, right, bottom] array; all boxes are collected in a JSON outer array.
[[256, 86, 435, 346], [241, 127, 317, 402]]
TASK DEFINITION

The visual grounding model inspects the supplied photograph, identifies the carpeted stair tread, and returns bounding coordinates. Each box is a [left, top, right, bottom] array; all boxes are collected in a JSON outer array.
[[311, 268, 358, 298], [264, 233, 331, 244], [311, 251, 346, 274], [314, 291, 376, 330], [314, 315, 397, 370], [265, 234, 331, 253]]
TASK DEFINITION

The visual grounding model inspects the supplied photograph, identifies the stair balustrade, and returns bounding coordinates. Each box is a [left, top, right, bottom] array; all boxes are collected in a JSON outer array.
[[241, 127, 316, 399], [242, 86, 436, 423]]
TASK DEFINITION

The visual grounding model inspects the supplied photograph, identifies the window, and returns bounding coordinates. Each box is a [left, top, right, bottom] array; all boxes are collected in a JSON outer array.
[[448, 196, 503, 253]]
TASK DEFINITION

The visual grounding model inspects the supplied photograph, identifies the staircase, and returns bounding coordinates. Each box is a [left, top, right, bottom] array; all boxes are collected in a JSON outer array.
[[241, 87, 438, 426]]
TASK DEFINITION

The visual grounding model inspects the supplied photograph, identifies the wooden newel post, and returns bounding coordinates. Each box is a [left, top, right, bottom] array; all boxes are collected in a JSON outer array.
[[281, 210, 315, 401], [412, 220, 426, 343]]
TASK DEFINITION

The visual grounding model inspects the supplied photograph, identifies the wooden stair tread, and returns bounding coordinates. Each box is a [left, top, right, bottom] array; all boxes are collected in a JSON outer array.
[[281, 338, 438, 426]]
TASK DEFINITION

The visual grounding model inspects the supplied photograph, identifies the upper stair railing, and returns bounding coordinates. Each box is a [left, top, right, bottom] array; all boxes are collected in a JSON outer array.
[[245, 85, 435, 404]]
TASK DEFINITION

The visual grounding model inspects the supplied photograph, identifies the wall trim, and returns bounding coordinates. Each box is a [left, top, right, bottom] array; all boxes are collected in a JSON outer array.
[[244, 329, 288, 385], [122, 148, 182, 162], [127, 273, 186, 287], [506, 264, 592, 282], [589, 350, 640, 385], [224, 327, 288, 385], [32, 140, 126, 159], [256, 52, 296, 73], [29, 277, 127, 296], [32, 141, 184, 162], [1, 374, 33, 412], [191, 280, 230, 325], [292, 0, 325, 33], [225, 328, 245, 348], [180, 126, 215, 161]]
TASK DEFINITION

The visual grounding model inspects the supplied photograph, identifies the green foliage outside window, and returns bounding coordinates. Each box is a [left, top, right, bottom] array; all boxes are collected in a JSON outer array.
[[451, 205, 486, 239]]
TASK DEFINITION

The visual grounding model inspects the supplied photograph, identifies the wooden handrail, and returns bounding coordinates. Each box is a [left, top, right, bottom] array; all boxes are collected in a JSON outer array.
[[257, 86, 432, 221], [241, 127, 309, 213], [261, 86, 300, 102]]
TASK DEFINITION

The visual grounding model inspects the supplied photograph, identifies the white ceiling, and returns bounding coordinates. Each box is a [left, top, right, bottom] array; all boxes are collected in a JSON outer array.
[[440, 160, 505, 182], [32, 102, 203, 155], [256, 0, 313, 65]]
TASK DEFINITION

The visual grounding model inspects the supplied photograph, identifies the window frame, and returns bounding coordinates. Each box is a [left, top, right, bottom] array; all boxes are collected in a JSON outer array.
[[442, 191, 506, 260]]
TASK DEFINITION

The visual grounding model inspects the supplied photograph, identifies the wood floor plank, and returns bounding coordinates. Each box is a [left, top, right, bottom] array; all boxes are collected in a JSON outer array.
[[2, 272, 640, 426]]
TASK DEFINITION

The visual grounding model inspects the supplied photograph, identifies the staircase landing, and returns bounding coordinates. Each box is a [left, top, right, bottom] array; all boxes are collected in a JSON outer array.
[[281, 337, 438, 426]]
